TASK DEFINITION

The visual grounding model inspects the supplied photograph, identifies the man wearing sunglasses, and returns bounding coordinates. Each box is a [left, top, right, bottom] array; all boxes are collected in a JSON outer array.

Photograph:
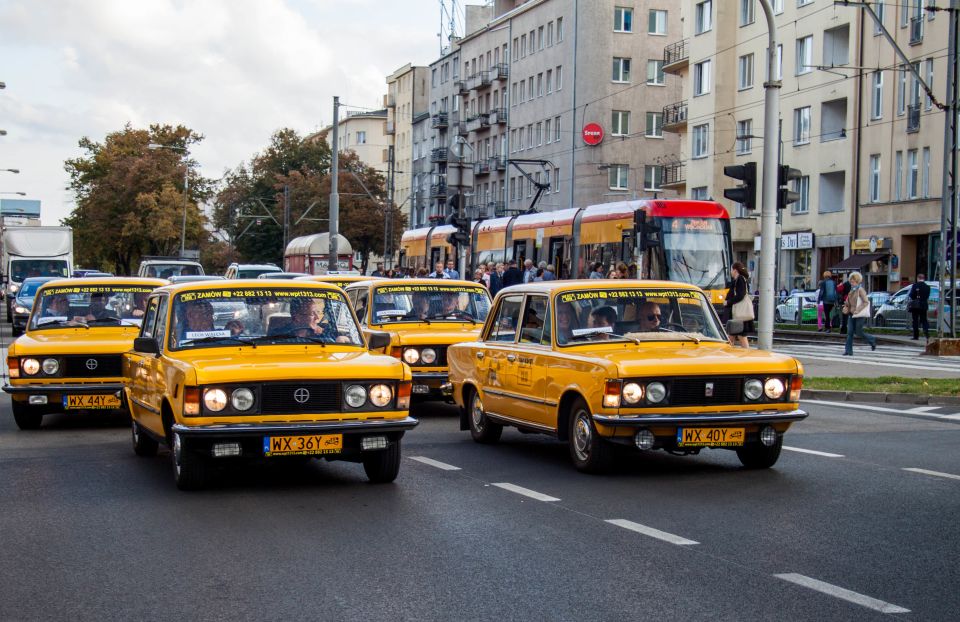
[[638, 301, 662, 332]]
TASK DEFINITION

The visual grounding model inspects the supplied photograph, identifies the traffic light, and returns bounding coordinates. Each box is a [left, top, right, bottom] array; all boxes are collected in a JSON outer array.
[[723, 162, 757, 212], [634, 209, 661, 251], [444, 194, 471, 246], [778, 165, 802, 210]]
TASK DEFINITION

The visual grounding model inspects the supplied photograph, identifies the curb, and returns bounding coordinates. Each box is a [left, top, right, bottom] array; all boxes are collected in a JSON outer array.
[[803, 389, 960, 407]]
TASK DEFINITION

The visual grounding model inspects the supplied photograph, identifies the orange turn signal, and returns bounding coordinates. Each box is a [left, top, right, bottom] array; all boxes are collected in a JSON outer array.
[[183, 386, 201, 416], [603, 379, 621, 409], [396, 381, 412, 410], [790, 376, 803, 402], [7, 357, 19, 379]]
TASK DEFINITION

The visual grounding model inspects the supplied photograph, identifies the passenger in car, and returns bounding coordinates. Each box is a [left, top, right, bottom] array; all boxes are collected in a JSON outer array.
[[589, 305, 617, 339], [556, 303, 577, 344]]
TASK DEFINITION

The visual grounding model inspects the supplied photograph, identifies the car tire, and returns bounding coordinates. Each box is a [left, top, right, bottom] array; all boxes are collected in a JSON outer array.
[[875, 315, 886, 328], [568, 398, 613, 473], [11, 400, 43, 430], [468, 390, 502, 444], [171, 432, 207, 490], [131, 420, 159, 457], [736, 436, 783, 469], [774, 311, 782, 323], [363, 439, 402, 483]]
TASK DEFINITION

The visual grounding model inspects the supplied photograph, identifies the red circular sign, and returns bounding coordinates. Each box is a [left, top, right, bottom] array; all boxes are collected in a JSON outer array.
[[582, 123, 604, 146]]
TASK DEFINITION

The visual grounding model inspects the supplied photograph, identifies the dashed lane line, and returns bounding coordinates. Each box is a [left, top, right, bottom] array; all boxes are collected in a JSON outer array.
[[902, 467, 960, 481], [774, 573, 910, 614], [804, 399, 960, 421], [605, 519, 699, 546], [491, 482, 560, 502], [408, 456, 461, 471], [783, 446, 845, 458]]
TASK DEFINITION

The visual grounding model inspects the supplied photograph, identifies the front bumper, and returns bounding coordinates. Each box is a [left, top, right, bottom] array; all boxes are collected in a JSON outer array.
[[593, 408, 808, 427], [3, 382, 125, 395], [410, 371, 448, 396]]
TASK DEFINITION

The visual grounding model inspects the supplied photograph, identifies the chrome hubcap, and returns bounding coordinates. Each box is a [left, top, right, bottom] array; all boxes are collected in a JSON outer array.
[[173, 433, 182, 476], [471, 395, 485, 431], [573, 412, 591, 461], [131, 422, 139, 445]]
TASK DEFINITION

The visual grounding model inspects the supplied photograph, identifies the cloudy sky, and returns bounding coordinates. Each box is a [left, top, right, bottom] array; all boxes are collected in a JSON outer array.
[[0, 0, 448, 225]]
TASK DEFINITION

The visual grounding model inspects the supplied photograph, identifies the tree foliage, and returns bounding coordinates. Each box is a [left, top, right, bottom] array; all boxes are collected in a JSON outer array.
[[63, 124, 214, 275]]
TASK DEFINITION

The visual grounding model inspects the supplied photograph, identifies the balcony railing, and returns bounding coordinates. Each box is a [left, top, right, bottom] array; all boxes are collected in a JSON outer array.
[[487, 201, 507, 217], [431, 112, 449, 129], [489, 156, 507, 171], [910, 16, 924, 44], [430, 148, 449, 163], [383, 93, 395, 108], [429, 183, 448, 199], [455, 79, 469, 94], [492, 63, 508, 81], [489, 107, 508, 125], [473, 160, 491, 175], [662, 101, 688, 131], [465, 113, 490, 133], [384, 120, 395, 135], [907, 104, 921, 133], [454, 122, 468, 137], [661, 161, 686, 188], [662, 39, 689, 73]]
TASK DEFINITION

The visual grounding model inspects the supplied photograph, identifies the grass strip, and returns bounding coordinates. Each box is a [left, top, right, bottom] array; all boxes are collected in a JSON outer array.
[[804, 376, 960, 396]]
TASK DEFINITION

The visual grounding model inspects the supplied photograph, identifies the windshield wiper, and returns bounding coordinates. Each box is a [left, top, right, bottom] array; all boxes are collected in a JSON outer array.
[[36, 318, 89, 329], [181, 336, 258, 347], [87, 316, 123, 324], [657, 326, 702, 344], [253, 331, 328, 346], [567, 329, 638, 344], [426, 311, 475, 323]]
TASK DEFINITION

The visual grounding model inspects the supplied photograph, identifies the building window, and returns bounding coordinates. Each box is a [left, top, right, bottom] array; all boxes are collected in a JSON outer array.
[[647, 59, 665, 85], [692, 124, 710, 158], [536, 122, 543, 146], [557, 17, 563, 42], [511, 82, 518, 106], [356, 131, 367, 144], [528, 78, 534, 100], [644, 166, 663, 191], [773, 0, 784, 14], [799, 0, 814, 6], [736, 119, 753, 154], [613, 57, 632, 83], [529, 30, 535, 55], [538, 25, 544, 50], [537, 73, 544, 96], [545, 119, 552, 143], [692, 186, 708, 200], [695, 1, 713, 34], [556, 65, 563, 90], [793, 106, 811, 145], [922, 147, 931, 197], [894, 150, 903, 200], [907, 148, 919, 198], [897, 65, 907, 114], [874, 1, 885, 34], [546, 69, 553, 93], [823, 24, 850, 66], [871, 71, 883, 119], [520, 34, 527, 58], [819, 172, 845, 213], [615, 7, 633, 32], [738, 53, 754, 90], [528, 123, 534, 149], [796, 35, 813, 75], [740, 0, 755, 26], [612, 110, 631, 136], [645, 111, 663, 137], [519, 79, 525, 103], [869, 154, 881, 202], [547, 21, 554, 46], [609, 165, 629, 190], [555, 115, 561, 141], [925, 58, 934, 110], [648, 9, 667, 34], [792, 176, 809, 213], [693, 60, 711, 95], [518, 128, 524, 151]]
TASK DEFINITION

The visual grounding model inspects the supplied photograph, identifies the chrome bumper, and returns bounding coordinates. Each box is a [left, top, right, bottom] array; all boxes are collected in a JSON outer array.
[[593, 408, 808, 427]]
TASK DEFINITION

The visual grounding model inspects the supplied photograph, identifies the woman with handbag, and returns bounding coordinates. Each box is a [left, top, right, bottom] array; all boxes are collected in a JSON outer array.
[[724, 262, 753, 348], [843, 271, 877, 356]]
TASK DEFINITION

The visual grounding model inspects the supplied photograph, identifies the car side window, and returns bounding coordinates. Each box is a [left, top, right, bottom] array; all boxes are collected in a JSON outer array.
[[487, 295, 523, 342], [139, 297, 160, 339], [519, 296, 550, 345], [154, 296, 169, 350], [355, 289, 369, 325]]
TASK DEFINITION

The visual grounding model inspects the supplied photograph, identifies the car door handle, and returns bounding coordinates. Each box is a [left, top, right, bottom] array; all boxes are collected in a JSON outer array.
[[476, 351, 484, 359], [506, 354, 516, 362]]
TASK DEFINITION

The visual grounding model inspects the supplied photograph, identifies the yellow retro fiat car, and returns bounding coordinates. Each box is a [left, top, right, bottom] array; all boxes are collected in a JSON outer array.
[[447, 280, 806, 472], [123, 279, 417, 490], [343, 278, 492, 399], [4, 277, 166, 430]]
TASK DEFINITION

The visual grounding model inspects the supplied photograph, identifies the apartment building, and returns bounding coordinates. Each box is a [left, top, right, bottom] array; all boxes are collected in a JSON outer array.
[[312, 109, 390, 175], [410, 111, 432, 228], [386, 63, 430, 222]]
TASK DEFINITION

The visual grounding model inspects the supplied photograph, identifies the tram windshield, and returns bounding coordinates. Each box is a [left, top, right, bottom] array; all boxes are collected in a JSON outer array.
[[660, 217, 731, 292]]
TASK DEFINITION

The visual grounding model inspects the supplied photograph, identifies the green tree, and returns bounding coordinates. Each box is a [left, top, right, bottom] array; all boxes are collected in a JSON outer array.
[[63, 124, 214, 275]]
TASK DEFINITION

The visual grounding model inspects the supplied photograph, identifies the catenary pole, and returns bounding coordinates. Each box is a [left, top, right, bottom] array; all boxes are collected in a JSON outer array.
[[938, 0, 959, 338], [757, 0, 781, 351], [328, 96, 340, 273]]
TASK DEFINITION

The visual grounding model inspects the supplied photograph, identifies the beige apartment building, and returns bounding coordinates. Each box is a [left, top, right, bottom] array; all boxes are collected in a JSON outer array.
[[313, 109, 390, 175], [385, 64, 430, 221]]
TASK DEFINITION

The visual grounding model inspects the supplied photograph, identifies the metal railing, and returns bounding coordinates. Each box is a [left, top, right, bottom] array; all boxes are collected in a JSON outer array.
[[473, 160, 491, 175], [489, 156, 507, 171], [661, 161, 686, 187], [429, 183, 448, 199], [431, 112, 448, 129], [492, 63, 508, 81], [662, 101, 688, 129], [489, 107, 508, 124], [663, 39, 689, 67], [430, 148, 449, 163]]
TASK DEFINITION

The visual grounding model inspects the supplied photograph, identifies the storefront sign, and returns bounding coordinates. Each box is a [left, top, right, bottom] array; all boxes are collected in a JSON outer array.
[[851, 237, 888, 251], [582, 123, 604, 146], [780, 232, 814, 250]]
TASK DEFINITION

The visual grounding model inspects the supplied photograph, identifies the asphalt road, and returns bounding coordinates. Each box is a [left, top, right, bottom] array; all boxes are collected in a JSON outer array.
[[1, 395, 958, 621]]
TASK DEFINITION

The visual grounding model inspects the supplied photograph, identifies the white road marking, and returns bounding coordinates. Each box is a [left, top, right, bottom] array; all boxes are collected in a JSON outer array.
[[774, 573, 910, 614], [491, 482, 560, 502], [907, 406, 941, 413], [804, 399, 960, 420], [408, 456, 461, 471], [605, 519, 699, 546], [783, 446, 845, 458], [902, 467, 960, 481], [781, 352, 960, 372]]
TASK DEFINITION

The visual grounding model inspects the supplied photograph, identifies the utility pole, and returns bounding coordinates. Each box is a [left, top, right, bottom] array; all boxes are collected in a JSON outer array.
[[181, 163, 188, 257], [282, 184, 290, 264], [937, 0, 959, 338], [385, 145, 396, 268], [757, 0, 781, 351], [328, 96, 340, 273]]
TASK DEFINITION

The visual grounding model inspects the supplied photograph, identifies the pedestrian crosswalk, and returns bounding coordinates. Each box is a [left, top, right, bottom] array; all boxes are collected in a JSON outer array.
[[773, 341, 960, 374]]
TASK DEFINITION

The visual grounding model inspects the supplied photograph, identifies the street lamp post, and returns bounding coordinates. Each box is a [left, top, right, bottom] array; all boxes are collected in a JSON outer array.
[[147, 143, 189, 257], [1, 169, 19, 174], [0, 192, 26, 196]]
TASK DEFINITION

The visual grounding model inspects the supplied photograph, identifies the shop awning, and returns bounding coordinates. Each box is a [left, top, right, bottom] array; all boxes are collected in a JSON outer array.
[[829, 252, 888, 273]]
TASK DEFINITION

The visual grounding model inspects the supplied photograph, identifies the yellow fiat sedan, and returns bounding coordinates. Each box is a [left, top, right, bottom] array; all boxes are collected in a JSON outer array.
[[4, 277, 166, 430], [123, 280, 417, 490], [446, 280, 806, 472], [343, 278, 492, 399]]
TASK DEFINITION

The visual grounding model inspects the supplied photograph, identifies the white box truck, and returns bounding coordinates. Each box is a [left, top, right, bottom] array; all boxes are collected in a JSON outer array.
[[1, 225, 73, 321]]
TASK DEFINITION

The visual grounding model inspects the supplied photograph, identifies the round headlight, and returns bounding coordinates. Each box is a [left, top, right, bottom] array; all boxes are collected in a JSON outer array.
[[14, 306, 28, 314], [402, 348, 420, 364], [622, 382, 644, 404], [22, 358, 40, 375], [369, 384, 393, 407], [42, 358, 60, 375], [231, 388, 255, 411], [345, 384, 367, 408], [764, 378, 786, 400], [646, 382, 667, 404], [203, 388, 228, 412], [420, 347, 437, 365], [744, 379, 764, 401]]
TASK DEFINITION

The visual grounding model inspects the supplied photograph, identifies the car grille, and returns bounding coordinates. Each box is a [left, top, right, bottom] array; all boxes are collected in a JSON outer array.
[[63, 355, 123, 378], [669, 377, 743, 406], [260, 382, 342, 414]]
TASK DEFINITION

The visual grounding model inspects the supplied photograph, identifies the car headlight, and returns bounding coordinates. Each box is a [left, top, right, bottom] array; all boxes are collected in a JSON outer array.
[[21, 358, 40, 375], [646, 382, 667, 404], [764, 378, 786, 400], [203, 388, 228, 412], [744, 378, 764, 401], [368, 384, 393, 407], [402, 348, 420, 364], [230, 388, 255, 411], [41, 358, 59, 375], [345, 384, 367, 408], [10, 283, 20, 293], [420, 347, 437, 365], [621, 382, 644, 404], [14, 306, 28, 314]]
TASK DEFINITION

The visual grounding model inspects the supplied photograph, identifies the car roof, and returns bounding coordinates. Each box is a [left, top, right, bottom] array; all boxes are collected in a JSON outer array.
[[346, 277, 490, 290], [298, 274, 381, 283], [153, 278, 345, 295], [142, 259, 201, 265], [494, 279, 705, 296], [21, 276, 60, 284], [232, 263, 280, 269]]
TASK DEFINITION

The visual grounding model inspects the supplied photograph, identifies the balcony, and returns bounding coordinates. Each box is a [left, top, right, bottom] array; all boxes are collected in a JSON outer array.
[[489, 156, 507, 171], [487, 201, 507, 217], [455, 79, 469, 94], [492, 63, 508, 81], [454, 122, 468, 137], [431, 112, 449, 129], [473, 160, 491, 176], [662, 39, 689, 74], [907, 104, 921, 133], [478, 70, 492, 88], [429, 183, 448, 199], [383, 93, 395, 108], [430, 148, 449, 163], [489, 107, 508, 125], [384, 120, 395, 135], [660, 161, 686, 189], [465, 112, 490, 133], [910, 16, 924, 44], [662, 101, 688, 132]]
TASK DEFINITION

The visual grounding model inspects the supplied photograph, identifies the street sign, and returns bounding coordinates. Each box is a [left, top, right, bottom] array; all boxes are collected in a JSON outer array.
[[582, 123, 604, 146], [0, 198, 41, 218]]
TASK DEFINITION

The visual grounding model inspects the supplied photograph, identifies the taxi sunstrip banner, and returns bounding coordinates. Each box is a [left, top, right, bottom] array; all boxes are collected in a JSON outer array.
[[375, 284, 486, 295], [42, 285, 155, 297], [177, 289, 346, 303], [558, 289, 701, 304]]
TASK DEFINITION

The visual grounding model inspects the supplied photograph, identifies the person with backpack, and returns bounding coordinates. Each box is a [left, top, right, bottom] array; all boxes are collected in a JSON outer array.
[[817, 270, 838, 333], [908, 273, 931, 341]]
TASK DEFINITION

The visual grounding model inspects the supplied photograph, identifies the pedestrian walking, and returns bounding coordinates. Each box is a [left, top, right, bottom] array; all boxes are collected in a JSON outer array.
[[489, 262, 505, 296], [842, 271, 877, 356], [817, 270, 838, 333], [542, 264, 556, 281], [502, 259, 523, 287], [723, 261, 753, 349], [444, 260, 460, 280], [908, 273, 931, 341], [473, 268, 487, 287], [835, 277, 850, 334], [428, 261, 449, 279]]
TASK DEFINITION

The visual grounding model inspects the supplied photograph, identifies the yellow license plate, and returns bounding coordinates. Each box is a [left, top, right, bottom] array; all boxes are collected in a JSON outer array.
[[63, 394, 122, 410], [677, 427, 745, 447], [263, 434, 343, 457]]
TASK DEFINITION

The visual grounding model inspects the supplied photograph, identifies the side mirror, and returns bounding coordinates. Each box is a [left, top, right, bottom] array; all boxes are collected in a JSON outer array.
[[133, 337, 160, 355], [726, 319, 744, 336], [367, 331, 391, 351]]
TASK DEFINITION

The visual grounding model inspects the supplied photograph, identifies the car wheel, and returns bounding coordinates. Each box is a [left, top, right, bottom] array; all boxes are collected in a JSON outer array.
[[171, 432, 207, 490], [362, 439, 402, 483], [131, 420, 159, 457], [774, 311, 782, 323], [568, 398, 612, 473], [874, 315, 886, 328], [469, 390, 502, 444], [11, 400, 42, 430], [736, 436, 783, 469]]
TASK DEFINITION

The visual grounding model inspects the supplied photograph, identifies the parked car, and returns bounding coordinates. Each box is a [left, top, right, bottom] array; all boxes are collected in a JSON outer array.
[[137, 257, 204, 279], [224, 263, 282, 279], [874, 282, 954, 329], [167, 275, 225, 284], [10, 276, 58, 336], [775, 291, 818, 324], [257, 272, 308, 280]]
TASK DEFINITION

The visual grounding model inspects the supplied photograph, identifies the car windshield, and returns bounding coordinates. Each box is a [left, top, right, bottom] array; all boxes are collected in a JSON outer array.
[[554, 287, 725, 345], [371, 283, 491, 324], [239, 268, 281, 279], [142, 263, 203, 278], [170, 286, 363, 349], [11, 259, 70, 282], [18, 280, 51, 298], [30, 283, 155, 330]]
